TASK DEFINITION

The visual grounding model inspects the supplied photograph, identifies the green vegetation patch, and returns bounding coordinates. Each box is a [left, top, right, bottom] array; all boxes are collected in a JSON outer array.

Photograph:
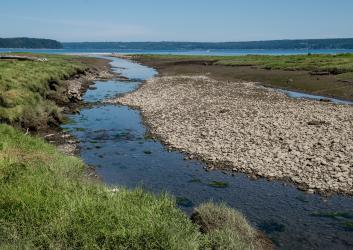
[[0, 124, 268, 249], [208, 181, 229, 188], [193, 202, 271, 250], [136, 53, 353, 72], [0, 124, 201, 249], [189, 178, 203, 184], [342, 221, 353, 231], [0, 53, 87, 129], [75, 127, 86, 132], [135, 53, 353, 82], [311, 211, 353, 220]]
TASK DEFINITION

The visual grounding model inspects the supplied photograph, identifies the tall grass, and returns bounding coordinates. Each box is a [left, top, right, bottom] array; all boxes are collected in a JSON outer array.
[[0, 54, 271, 249], [193, 203, 271, 250], [0, 125, 270, 249], [0, 125, 265, 249], [0, 54, 87, 129], [0, 124, 201, 249]]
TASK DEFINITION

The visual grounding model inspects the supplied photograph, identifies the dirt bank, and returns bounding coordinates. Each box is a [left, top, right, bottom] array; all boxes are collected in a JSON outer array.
[[112, 75, 353, 195]]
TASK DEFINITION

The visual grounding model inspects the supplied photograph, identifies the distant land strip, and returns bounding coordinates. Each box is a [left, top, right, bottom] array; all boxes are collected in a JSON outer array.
[[63, 38, 353, 50], [0, 37, 63, 49], [2, 37, 353, 50]]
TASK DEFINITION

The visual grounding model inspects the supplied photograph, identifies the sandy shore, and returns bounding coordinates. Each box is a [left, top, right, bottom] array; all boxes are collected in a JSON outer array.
[[113, 75, 353, 195]]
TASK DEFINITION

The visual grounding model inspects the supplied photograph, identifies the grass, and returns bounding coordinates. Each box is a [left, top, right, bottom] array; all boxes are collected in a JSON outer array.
[[0, 53, 270, 249], [0, 124, 200, 249], [133, 53, 353, 81], [208, 181, 229, 188], [133, 53, 353, 101], [0, 53, 87, 129], [192, 203, 271, 250], [134, 53, 353, 72], [0, 124, 269, 249]]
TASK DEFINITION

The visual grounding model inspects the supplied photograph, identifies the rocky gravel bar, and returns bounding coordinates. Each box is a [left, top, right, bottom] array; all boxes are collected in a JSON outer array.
[[112, 75, 353, 195]]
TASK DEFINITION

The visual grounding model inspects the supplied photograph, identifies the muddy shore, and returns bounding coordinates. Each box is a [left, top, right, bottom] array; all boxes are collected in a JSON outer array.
[[112, 74, 353, 195]]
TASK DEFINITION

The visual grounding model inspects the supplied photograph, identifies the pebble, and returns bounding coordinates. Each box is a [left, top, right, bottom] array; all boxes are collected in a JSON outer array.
[[114, 75, 353, 195]]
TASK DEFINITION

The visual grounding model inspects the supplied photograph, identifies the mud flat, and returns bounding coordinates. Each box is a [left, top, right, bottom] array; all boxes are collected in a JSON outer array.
[[112, 75, 353, 195]]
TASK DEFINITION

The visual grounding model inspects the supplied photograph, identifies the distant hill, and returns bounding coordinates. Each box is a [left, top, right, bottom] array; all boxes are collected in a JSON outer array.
[[0, 38, 63, 49], [63, 39, 353, 50]]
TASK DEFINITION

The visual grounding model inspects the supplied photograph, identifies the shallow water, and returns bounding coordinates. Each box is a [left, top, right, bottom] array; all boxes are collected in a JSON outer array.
[[279, 89, 353, 105], [62, 57, 353, 250]]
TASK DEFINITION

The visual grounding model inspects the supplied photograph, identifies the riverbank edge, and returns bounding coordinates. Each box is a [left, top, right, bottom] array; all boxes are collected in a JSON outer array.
[[39, 56, 122, 157], [25, 55, 273, 249], [0, 55, 267, 249], [110, 57, 352, 197]]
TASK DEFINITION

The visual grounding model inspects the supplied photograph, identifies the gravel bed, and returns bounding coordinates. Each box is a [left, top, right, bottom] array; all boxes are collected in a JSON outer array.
[[113, 75, 353, 195]]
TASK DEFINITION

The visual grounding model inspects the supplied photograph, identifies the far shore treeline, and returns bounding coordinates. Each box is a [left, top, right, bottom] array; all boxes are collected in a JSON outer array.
[[64, 38, 353, 50], [2, 37, 353, 50], [0, 38, 63, 49]]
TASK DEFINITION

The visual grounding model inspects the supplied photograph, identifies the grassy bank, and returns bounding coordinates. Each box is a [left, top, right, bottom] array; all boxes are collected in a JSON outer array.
[[0, 124, 198, 249], [0, 54, 87, 129], [0, 54, 270, 249], [0, 124, 269, 249], [131, 54, 353, 100], [133, 53, 353, 76]]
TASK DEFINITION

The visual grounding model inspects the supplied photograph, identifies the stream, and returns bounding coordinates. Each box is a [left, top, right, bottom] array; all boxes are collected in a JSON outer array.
[[62, 56, 353, 250]]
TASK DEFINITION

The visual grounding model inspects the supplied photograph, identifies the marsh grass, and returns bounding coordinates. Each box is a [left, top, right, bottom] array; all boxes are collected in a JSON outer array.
[[0, 54, 87, 129], [192, 203, 271, 250], [135, 53, 353, 81], [0, 125, 268, 249], [0, 124, 201, 249], [0, 54, 270, 249]]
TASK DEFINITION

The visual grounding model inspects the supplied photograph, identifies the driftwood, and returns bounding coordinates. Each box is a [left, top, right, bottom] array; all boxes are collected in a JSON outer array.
[[0, 55, 48, 62]]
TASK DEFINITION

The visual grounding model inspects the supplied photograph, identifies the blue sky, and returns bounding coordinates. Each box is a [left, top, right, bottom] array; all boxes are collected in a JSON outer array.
[[1, 0, 352, 42]]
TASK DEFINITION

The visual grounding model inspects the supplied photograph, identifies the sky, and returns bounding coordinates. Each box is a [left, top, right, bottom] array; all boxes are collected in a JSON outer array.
[[1, 0, 353, 42]]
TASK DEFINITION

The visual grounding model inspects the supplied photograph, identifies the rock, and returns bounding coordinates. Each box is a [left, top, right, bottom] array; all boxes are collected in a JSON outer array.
[[307, 120, 329, 126]]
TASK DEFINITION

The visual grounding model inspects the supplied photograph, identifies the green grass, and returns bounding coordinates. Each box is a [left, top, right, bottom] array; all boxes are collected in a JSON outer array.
[[208, 181, 229, 188], [193, 203, 270, 250], [342, 221, 353, 230], [0, 124, 268, 249], [0, 124, 200, 249], [134, 53, 353, 80], [311, 211, 353, 219], [0, 54, 269, 249], [0, 53, 87, 129]]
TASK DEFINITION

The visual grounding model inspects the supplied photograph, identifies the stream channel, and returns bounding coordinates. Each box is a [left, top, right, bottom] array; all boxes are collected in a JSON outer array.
[[62, 56, 353, 250]]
